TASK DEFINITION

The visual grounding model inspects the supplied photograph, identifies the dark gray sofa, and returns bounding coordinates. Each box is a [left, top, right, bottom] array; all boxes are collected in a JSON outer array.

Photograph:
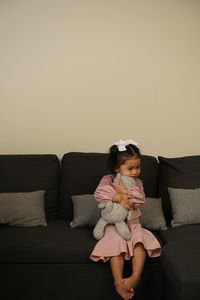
[[0, 153, 199, 300], [158, 155, 200, 300]]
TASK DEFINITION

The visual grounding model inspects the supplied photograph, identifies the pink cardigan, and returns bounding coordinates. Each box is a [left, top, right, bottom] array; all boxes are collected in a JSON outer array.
[[94, 174, 145, 208]]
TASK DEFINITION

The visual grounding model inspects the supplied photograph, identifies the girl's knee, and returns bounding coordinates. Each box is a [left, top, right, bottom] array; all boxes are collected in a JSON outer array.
[[133, 243, 147, 256], [134, 242, 145, 250]]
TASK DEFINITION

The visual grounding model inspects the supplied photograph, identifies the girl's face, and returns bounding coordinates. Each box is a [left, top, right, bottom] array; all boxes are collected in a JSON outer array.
[[115, 156, 141, 178]]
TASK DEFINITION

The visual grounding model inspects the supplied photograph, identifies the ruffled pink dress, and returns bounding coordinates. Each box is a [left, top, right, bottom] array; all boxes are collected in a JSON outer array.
[[90, 175, 162, 262]]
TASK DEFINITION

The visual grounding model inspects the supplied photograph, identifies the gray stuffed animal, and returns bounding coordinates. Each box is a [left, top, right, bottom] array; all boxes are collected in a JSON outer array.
[[93, 175, 136, 241]]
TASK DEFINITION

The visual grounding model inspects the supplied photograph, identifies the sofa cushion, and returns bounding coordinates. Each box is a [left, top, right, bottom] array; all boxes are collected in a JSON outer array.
[[168, 187, 200, 227], [157, 224, 200, 244], [140, 197, 167, 231], [70, 194, 101, 228], [59, 152, 159, 220], [70, 194, 167, 231], [0, 191, 47, 226], [161, 239, 200, 300], [0, 155, 60, 219], [0, 219, 161, 264], [0, 220, 96, 263], [158, 156, 200, 224], [59, 153, 109, 220]]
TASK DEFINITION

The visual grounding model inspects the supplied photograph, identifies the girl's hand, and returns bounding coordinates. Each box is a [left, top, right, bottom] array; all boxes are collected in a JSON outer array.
[[112, 194, 132, 210], [120, 194, 132, 210], [112, 179, 128, 195]]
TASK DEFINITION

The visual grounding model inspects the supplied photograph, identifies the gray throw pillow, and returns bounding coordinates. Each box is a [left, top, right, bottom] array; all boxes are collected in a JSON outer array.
[[0, 191, 47, 227], [168, 187, 200, 227], [70, 194, 101, 228], [140, 197, 167, 231], [71, 194, 167, 231]]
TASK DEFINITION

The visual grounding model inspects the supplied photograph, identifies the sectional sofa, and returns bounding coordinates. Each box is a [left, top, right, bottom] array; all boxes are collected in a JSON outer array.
[[0, 152, 200, 300]]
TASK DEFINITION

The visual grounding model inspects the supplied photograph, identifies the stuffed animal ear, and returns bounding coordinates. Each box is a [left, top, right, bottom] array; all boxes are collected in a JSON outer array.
[[113, 173, 121, 184]]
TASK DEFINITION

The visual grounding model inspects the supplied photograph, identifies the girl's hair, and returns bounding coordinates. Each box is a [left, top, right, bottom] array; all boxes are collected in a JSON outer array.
[[108, 144, 141, 174]]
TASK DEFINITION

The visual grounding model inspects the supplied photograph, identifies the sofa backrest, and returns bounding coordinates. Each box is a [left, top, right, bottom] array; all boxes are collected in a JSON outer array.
[[158, 155, 200, 224], [0, 154, 60, 220], [59, 152, 159, 220]]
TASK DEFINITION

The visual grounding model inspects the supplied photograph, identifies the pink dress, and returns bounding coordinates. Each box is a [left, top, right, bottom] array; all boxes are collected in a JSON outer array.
[[90, 175, 162, 262]]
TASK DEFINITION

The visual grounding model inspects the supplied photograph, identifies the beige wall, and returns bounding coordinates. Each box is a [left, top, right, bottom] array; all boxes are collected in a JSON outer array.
[[1, 0, 200, 159]]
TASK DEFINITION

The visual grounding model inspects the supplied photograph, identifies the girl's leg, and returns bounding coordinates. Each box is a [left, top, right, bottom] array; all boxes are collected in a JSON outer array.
[[110, 254, 124, 283], [119, 243, 146, 292], [110, 254, 134, 300]]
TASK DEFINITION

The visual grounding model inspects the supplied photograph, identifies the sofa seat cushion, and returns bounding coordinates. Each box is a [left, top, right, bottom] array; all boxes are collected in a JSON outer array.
[[0, 220, 96, 263], [0, 219, 160, 264], [161, 239, 200, 300], [157, 224, 200, 244]]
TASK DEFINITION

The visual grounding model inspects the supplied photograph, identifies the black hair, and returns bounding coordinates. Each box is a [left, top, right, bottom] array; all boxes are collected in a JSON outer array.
[[108, 143, 141, 174]]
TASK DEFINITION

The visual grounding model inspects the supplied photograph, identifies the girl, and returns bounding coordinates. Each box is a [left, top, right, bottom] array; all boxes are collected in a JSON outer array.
[[90, 140, 162, 300]]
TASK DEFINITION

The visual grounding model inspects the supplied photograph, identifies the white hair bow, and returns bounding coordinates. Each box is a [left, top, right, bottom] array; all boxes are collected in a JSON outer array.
[[113, 140, 139, 152]]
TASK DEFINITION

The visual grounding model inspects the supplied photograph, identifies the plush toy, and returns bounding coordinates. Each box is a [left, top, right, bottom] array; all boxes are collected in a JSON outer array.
[[93, 174, 136, 241]]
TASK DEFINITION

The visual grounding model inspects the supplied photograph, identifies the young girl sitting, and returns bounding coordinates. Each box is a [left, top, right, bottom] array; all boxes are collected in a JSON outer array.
[[90, 140, 162, 300]]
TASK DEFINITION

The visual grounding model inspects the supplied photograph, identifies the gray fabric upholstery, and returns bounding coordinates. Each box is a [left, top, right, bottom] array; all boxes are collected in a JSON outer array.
[[70, 194, 101, 228], [0, 154, 59, 219], [0, 191, 47, 226], [70, 194, 167, 231], [161, 239, 200, 300], [59, 153, 159, 219], [168, 187, 200, 227], [0, 219, 161, 264], [140, 197, 167, 231], [157, 224, 200, 244], [158, 155, 200, 224]]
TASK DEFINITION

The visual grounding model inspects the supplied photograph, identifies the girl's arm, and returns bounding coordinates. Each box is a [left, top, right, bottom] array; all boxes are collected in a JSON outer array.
[[128, 179, 146, 208], [94, 175, 133, 209], [94, 175, 118, 202]]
